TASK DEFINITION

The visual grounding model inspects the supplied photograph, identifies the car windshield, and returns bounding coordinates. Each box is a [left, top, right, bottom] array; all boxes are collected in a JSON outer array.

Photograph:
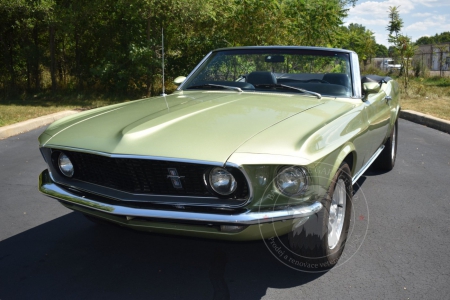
[[183, 48, 353, 97]]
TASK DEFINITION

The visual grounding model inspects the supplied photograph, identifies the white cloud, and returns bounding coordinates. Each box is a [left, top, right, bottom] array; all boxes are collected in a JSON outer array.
[[348, 0, 415, 17], [411, 0, 450, 8], [345, 0, 450, 46], [406, 21, 436, 31], [373, 32, 390, 46], [412, 12, 432, 17], [345, 17, 388, 27], [405, 15, 449, 32]]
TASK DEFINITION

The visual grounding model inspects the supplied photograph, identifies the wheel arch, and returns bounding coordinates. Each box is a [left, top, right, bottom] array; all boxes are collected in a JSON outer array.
[[317, 142, 356, 190], [343, 151, 356, 177], [335, 143, 357, 177]]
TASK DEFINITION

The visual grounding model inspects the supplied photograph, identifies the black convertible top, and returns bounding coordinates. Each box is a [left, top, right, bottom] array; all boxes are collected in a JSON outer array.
[[361, 75, 392, 84]]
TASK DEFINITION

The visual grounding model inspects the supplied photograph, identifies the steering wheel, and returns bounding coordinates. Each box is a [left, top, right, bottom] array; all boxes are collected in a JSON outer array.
[[305, 79, 330, 84]]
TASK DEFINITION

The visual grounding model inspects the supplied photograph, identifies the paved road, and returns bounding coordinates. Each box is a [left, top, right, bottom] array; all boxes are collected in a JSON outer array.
[[0, 119, 449, 300]]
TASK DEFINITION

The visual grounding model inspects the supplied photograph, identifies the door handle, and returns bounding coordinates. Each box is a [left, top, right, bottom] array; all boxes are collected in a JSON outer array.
[[384, 96, 392, 104]]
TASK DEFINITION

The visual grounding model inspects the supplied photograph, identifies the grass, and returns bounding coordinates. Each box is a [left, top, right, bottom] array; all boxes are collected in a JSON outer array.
[[0, 92, 134, 127], [399, 76, 450, 121]]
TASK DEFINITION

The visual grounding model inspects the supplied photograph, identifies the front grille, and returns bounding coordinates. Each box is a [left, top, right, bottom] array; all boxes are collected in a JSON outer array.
[[57, 150, 249, 199]]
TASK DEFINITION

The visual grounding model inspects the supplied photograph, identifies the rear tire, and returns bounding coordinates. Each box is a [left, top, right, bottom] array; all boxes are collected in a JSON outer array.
[[287, 162, 352, 270], [375, 119, 398, 171]]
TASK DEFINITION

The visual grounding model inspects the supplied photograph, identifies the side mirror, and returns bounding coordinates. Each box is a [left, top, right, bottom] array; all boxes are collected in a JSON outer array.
[[362, 82, 381, 95], [174, 76, 186, 86]]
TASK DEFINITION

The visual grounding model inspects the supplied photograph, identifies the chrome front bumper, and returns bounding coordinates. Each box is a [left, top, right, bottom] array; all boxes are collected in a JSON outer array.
[[39, 169, 323, 225]]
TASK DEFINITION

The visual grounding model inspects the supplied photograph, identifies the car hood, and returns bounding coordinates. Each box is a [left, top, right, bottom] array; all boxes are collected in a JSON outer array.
[[229, 99, 359, 166], [40, 91, 325, 163]]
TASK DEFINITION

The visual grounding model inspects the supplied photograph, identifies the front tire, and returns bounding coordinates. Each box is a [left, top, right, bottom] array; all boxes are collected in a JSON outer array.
[[287, 162, 352, 270]]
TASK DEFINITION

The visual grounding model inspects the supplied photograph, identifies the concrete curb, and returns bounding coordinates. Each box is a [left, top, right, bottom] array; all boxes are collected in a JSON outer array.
[[0, 110, 79, 140], [400, 110, 450, 134]]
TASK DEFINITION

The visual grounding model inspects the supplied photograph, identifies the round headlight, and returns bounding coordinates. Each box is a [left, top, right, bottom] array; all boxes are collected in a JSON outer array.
[[209, 167, 237, 195], [275, 166, 308, 196], [58, 152, 74, 177]]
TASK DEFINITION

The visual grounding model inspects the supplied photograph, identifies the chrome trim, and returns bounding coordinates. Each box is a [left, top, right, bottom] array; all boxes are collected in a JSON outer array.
[[328, 178, 346, 249], [208, 84, 243, 93], [278, 84, 321, 99], [49, 171, 218, 200], [350, 52, 362, 98], [209, 167, 238, 195], [275, 166, 309, 197], [57, 152, 74, 178], [177, 51, 213, 90], [39, 170, 322, 225], [352, 145, 385, 185], [225, 162, 254, 206], [42, 147, 254, 208], [212, 46, 357, 54], [46, 145, 224, 166], [179, 47, 360, 99], [391, 125, 396, 161]]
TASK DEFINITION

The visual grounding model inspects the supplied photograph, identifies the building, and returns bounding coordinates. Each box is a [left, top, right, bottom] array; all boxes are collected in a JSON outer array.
[[415, 43, 450, 72]]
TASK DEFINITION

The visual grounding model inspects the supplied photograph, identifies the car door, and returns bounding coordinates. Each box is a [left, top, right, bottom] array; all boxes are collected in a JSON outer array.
[[362, 85, 392, 161]]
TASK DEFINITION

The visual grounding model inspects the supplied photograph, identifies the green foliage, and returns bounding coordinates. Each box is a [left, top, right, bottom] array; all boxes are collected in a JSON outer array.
[[416, 32, 450, 45], [338, 23, 376, 68], [375, 44, 388, 57], [385, 6, 417, 91], [423, 77, 450, 87], [386, 6, 403, 38], [413, 62, 422, 78], [0, 0, 354, 98]]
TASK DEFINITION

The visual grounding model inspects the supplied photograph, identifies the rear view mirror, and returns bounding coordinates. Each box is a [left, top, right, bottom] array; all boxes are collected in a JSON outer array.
[[265, 55, 285, 63], [174, 76, 186, 86], [363, 82, 381, 95]]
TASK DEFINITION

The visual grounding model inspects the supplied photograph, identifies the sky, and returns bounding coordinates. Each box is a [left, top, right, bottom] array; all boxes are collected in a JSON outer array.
[[344, 0, 450, 46]]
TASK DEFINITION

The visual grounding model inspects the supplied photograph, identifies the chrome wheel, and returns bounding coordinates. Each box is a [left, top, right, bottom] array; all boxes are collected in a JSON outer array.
[[287, 163, 352, 270], [391, 125, 396, 161], [328, 178, 347, 249]]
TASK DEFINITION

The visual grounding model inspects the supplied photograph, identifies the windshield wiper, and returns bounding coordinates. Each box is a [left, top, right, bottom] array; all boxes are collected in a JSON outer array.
[[253, 84, 321, 99], [187, 84, 243, 93]]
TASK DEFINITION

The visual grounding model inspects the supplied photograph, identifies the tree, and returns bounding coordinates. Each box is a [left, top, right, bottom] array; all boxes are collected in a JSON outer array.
[[375, 44, 388, 57], [386, 6, 416, 91], [360, 29, 376, 69], [416, 31, 450, 45], [286, 0, 349, 47], [0, 0, 358, 98], [415, 36, 432, 45], [338, 23, 376, 68], [397, 35, 416, 91], [0, 0, 54, 94], [386, 6, 403, 38]]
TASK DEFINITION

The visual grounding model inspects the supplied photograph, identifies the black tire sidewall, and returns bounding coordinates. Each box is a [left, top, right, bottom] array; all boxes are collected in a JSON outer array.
[[377, 119, 398, 171], [287, 162, 353, 269]]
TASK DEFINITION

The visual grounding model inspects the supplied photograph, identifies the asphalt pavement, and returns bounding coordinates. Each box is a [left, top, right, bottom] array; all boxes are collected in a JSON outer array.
[[0, 119, 449, 300]]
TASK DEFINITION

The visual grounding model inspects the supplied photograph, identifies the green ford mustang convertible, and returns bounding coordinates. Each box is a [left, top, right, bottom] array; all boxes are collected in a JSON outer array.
[[38, 46, 399, 269]]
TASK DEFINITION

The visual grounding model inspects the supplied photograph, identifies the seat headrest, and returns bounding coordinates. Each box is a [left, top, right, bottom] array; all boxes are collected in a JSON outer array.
[[246, 71, 277, 85], [323, 73, 350, 88]]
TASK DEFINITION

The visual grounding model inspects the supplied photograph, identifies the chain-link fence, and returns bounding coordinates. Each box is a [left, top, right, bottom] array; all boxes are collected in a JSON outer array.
[[413, 50, 450, 75]]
